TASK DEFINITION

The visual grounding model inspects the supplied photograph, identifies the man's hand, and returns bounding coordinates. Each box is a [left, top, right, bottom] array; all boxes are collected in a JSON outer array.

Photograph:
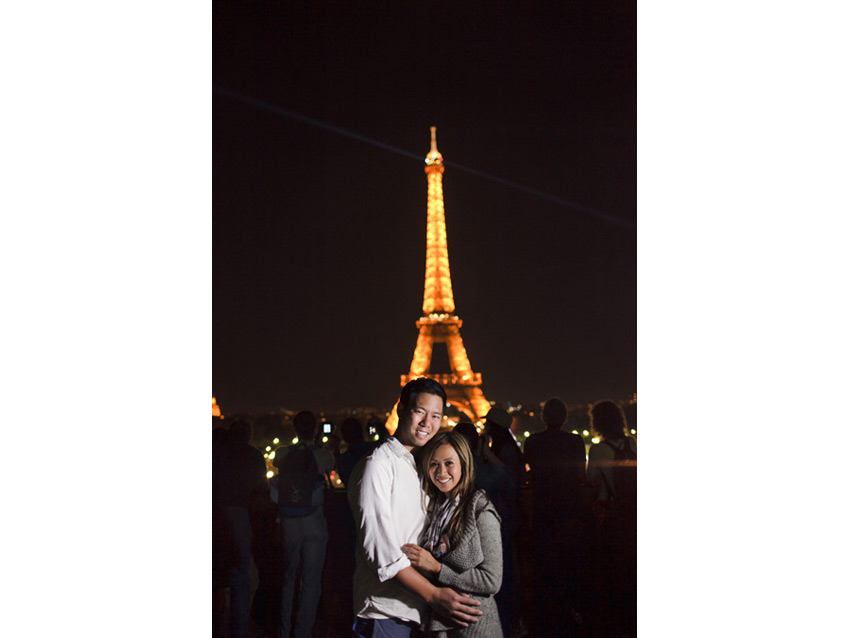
[[426, 587, 482, 627], [393, 566, 482, 627]]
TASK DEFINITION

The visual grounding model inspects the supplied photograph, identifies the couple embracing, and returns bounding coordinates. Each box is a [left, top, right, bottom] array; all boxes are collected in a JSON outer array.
[[347, 378, 504, 638]]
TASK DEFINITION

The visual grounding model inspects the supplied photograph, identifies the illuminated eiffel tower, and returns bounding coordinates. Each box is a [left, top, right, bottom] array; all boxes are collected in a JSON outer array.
[[387, 127, 490, 431]]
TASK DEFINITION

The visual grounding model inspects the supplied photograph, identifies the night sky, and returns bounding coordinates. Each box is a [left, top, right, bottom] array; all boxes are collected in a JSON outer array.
[[213, 2, 636, 414]]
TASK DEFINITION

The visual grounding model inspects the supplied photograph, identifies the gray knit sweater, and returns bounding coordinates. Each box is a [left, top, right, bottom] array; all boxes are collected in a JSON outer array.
[[428, 489, 504, 638]]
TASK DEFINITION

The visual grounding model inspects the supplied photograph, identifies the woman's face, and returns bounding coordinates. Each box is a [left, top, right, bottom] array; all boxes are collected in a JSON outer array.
[[428, 443, 462, 494]]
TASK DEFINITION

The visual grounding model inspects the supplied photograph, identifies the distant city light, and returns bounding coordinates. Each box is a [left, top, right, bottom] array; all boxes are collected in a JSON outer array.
[[572, 430, 580, 435], [591, 437, 600, 444], [322, 436, 329, 443], [630, 429, 636, 435], [266, 471, 274, 479], [269, 451, 276, 460], [273, 438, 280, 444], [265, 446, 271, 451], [582, 430, 590, 437], [292, 437, 299, 444], [523, 431, 530, 438]]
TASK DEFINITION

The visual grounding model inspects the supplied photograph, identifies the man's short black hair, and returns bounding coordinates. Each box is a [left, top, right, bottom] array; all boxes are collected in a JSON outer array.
[[230, 419, 253, 444], [542, 397, 568, 428], [398, 377, 447, 416], [340, 417, 364, 445], [293, 410, 317, 440]]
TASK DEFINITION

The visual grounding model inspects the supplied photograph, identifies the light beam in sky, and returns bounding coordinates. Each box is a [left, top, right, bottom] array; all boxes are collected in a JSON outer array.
[[214, 85, 635, 231]]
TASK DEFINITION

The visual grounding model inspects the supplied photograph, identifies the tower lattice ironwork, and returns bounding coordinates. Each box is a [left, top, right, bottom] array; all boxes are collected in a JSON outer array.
[[387, 127, 490, 431]]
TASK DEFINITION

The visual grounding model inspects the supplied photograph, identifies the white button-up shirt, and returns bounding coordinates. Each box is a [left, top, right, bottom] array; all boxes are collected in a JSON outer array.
[[347, 436, 428, 624]]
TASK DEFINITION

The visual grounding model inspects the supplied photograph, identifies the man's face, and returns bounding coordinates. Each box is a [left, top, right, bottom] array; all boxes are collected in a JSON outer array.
[[395, 392, 443, 451]]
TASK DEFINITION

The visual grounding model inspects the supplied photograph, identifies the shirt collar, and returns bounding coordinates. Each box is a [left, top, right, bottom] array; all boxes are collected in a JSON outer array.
[[387, 436, 418, 467]]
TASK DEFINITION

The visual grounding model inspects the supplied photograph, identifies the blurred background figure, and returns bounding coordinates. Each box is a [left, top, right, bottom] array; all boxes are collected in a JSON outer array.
[[272, 410, 335, 638], [452, 420, 511, 529], [338, 417, 375, 488], [483, 407, 524, 638], [524, 397, 589, 636], [586, 400, 637, 638], [212, 419, 268, 638], [453, 419, 513, 636], [212, 427, 233, 638]]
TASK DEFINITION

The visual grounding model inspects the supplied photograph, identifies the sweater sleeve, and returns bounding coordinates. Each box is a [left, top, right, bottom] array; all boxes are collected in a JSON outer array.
[[435, 508, 503, 596]]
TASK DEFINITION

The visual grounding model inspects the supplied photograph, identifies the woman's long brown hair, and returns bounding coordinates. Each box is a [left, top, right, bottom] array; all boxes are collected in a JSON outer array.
[[420, 430, 477, 547]]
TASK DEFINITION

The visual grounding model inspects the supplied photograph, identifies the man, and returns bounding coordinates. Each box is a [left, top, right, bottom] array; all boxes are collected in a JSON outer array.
[[273, 410, 335, 638], [523, 397, 589, 636], [348, 378, 483, 637], [482, 407, 523, 638], [212, 419, 268, 638], [524, 397, 587, 515], [338, 416, 376, 488]]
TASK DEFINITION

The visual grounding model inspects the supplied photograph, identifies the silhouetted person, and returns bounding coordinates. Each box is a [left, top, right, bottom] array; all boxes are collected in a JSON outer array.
[[213, 427, 234, 637], [272, 410, 335, 638], [525, 397, 587, 512], [338, 417, 375, 488], [524, 397, 589, 636], [330, 416, 374, 633], [453, 421, 512, 534], [587, 401, 636, 505], [483, 407, 524, 638], [586, 400, 637, 637], [213, 419, 267, 638]]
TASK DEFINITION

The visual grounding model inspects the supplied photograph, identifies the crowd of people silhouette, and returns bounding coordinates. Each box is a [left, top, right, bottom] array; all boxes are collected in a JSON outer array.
[[212, 385, 636, 638]]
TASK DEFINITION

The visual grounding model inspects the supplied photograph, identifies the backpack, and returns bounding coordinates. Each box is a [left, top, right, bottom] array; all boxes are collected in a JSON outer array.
[[277, 443, 321, 510], [601, 438, 637, 505]]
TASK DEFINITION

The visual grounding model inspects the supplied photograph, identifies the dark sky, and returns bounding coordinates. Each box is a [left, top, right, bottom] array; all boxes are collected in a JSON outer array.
[[213, 1, 636, 414]]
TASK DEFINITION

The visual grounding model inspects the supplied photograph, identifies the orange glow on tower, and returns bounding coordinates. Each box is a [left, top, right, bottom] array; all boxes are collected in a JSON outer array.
[[422, 127, 455, 315], [387, 128, 490, 432]]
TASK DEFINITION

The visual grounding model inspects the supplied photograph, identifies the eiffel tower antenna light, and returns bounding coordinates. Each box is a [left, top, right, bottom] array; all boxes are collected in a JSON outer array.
[[385, 127, 491, 433]]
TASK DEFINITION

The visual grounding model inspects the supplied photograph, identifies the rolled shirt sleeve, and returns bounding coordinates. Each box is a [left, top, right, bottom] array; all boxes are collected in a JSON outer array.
[[358, 453, 413, 581]]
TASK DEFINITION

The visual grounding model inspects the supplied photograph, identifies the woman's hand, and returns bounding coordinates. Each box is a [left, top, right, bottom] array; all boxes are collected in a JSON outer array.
[[401, 543, 442, 575]]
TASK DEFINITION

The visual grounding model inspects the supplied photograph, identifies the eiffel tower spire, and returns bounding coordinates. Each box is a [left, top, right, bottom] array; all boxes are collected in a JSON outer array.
[[386, 128, 490, 431], [422, 126, 455, 314]]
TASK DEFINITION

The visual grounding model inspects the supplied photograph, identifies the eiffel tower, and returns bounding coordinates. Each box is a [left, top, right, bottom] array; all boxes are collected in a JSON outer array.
[[387, 127, 491, 432]]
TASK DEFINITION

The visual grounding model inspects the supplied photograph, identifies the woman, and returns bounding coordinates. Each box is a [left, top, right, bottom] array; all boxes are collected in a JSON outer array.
[[401, 431, 504, 638], [586, 400, 637, 503], [585, 400, 637, 634]]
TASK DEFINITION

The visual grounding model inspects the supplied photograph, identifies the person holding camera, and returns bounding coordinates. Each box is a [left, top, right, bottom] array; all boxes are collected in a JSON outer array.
[[273, 410, 335, 638]]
